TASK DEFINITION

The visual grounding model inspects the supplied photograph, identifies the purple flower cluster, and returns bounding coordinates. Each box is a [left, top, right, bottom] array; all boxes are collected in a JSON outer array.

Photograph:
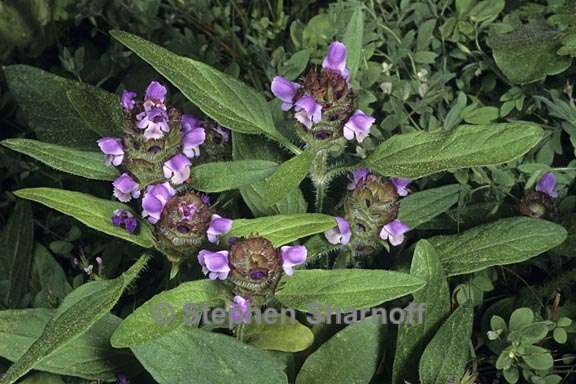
[[111, 209, 139, 233], [271, 42, 375, 143], [535, 172, 558, 198], [325, 168, 412, 247]]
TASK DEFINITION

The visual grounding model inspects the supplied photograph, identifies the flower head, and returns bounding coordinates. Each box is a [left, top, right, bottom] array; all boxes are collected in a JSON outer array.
[[182, 126, 206, 158], [347, 168, 370, 190], [324, 216, 351, 245], [197, 249, 230, 280], [379, 220, 410, 246], [142, 182, 176, 224], [97, 137, 124, 166], [391, 178, 411, 197], [271, 76, 301, 111], [230, 295, 251, 323], [144, 81, 167, 105], [136, 107, 170, 141], [207, 214, 233, 243], [112, 173, 140, 202], [322, 41, 349, 80], [121, 90, 137, 111], [294, 96, 322, 129], [163, 153, 191, 185], [535, 172, 558, 198], [343, 110, 375, 143], [280, 245, 307, 276], [111, 209, 139, 234]]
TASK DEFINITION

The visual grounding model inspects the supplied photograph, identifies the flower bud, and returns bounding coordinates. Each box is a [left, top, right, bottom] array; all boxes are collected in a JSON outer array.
[[519, 191, 557, 219]]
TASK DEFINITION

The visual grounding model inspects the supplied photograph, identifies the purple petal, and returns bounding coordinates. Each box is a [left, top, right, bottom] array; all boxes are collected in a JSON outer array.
[[230, 295, 250, 323], [214, 126, 230, 143], [178, 202, 197, 221], [198, 250, 230, 280], [271, 76, 301, 111], [322, 41, 349, 79], [145, 81, 167, 103], [112, 173, 141, 202], [121, 90, 137, 111], [379, 220, 410, 246], [124, 217, 139, 234], [535, 172, 558, 198], [280, 245, 307, 276], [391, 178, 411, 197], [97, 137, 124, 166], [347, 168, 370, 190], [137, 107, 170, 141], [111, 209, 138, 234], [163, 153, 191, 185], [324, 216, 352, 245], [207, 214, 233, 243], [181, 114, 203, 133], [141, 182, 175, 224], [182, 128, 206, 158], [343, 110, 375, 143], [294, 96, 322, 129]]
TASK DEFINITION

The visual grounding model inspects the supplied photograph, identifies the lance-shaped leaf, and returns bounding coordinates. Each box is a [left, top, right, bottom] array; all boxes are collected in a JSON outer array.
[[229, 214, 336, 247], [14, 188, 155, 248], [365, 123, 543, 179], [111, 30, 295, 150], [1, 139, 118, 181], [244, 315, 314, 353], [0, 309, 139, 381], [419, 306, 474, 384], [191, 160, 277, 192], [275, 269, 425, 312], [429, 217, 567, 276], [398, 184, 461, 229], [295, 316, 383, 384], [392, 240, 451, 384], [131, 327, 288, 384], [342, 8, 364, 80], [2, 201, 34, 308], [66, 86, 123, 137], [111, 280, 226, 348], [263, 150, 313, 206], [0, 255, 149, 384]]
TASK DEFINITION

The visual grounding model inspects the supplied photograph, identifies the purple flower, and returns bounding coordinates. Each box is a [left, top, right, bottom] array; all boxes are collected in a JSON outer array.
[[178, 202, 197, 221], [379, 220, 410, 246], [97, 137, 124, 166], [112, 173, 140, 202], [116, 373, 130, 384], [535, 172, 558, 198], [201, 194, 210, 206], [343, 110, 375, 143], [111, 209, 139, 234], [145, 81, 167, 104], [136, 107, 170, 141], [197, 249, 230, 280], [230, 295, 250, 323], [294, 96, 322, 129], [182, 127, 206, 158], [347, 168, 370, 190], [163, 153, 191, 185], [271, 76, 301, 111], [324, 216, 352, 245], [391, 178, 411, 197], [121, 90, 137, 111], [141, 182, 176, 224], [207, 214, 233, 243], [322, 41, 349, 80], [280, 245, 307, 276], [181, 114, 203, 133]]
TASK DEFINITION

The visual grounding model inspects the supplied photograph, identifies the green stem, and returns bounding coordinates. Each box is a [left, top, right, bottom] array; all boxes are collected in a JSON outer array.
[[310, 150, 329, 213]]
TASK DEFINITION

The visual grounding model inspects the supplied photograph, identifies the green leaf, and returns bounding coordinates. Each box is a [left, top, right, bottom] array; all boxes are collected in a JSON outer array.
[[264, 150, 313, 206], [365, 123, 543, 179], [1, 139, 118, 181], [553, 327, 568, 344], [111, 279, 226, 348], [240, 181, 308, 216], [509, 308, 534, 331], [2, 201, 34, 308], [522, 345, 554, 370], [418, 306, 474, 384], [31, 245, 72, 307], [0, 256, 148, 384], [4, 65, 101, 150], [392, 240, 451, 384], [111, 30, 293, 149], [66, 87, 123, 137], [131, 327, 288, 384], [14, 188, 155, 248], [487, 23, 572, 84], [229, 214, 336, 247], [279, 49, 310, 81], [295, 316, 383, 384], [342, 8, 364, 79], [275, 269, 425, 312], [428, 217, 567, 276], [398, 184, 461, 229], [19, 373, 64, 384], [244, 315, 314, 352], [0, 309, 139, 381], [462, 106, 500, 125], [191, 160, 277, 192]]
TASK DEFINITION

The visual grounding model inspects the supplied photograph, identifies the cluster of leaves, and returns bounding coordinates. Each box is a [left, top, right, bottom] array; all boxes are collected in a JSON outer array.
[[0, 1, 575, 383]]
